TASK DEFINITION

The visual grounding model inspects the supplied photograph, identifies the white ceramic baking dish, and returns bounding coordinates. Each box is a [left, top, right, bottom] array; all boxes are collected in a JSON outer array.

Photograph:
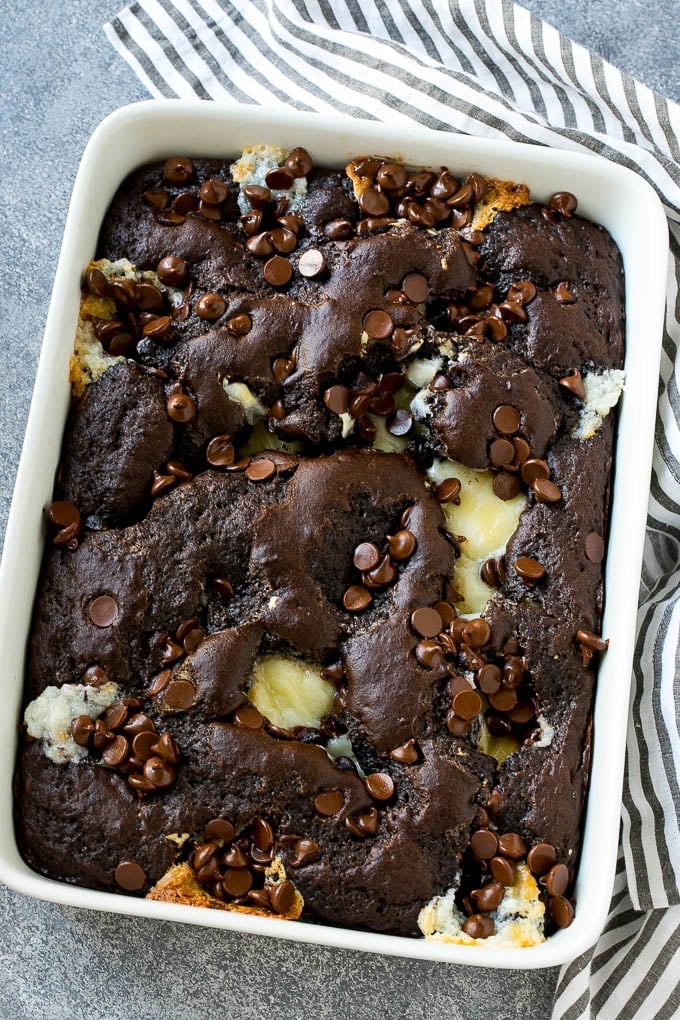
[[0, 100, 667, 968]]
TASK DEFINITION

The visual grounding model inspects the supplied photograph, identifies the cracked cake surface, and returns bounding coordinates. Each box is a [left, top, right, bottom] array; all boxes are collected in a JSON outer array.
[[14, 149, 624, 943]]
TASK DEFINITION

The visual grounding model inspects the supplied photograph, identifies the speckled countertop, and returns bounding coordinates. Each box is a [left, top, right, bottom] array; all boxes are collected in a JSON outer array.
[[1, 2, 677, 1017]]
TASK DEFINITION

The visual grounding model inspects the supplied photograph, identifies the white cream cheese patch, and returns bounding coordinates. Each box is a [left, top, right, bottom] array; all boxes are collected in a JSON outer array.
[[222, 379, 267, 424], [418, 863, 545, 948], [24, 682, 120, 763], [573, 369, 625, 440], [248, 655, 335, 731], [427, 459, 526, 616], [230, 145, 308, 215]]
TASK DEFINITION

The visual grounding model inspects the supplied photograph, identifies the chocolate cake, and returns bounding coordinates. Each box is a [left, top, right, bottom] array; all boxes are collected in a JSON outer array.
[[14, 145, 625, 946]]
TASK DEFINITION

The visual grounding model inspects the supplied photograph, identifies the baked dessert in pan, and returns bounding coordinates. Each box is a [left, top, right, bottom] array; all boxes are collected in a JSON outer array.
[[14, 144, 623, 946]]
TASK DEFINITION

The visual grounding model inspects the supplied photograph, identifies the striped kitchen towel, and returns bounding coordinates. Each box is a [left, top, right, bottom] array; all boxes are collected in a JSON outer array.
[[104, 1, 680, 1016]]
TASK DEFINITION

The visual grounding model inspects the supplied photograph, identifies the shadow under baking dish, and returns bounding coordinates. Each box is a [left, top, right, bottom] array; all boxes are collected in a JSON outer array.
[[0, 101, 667, 969]]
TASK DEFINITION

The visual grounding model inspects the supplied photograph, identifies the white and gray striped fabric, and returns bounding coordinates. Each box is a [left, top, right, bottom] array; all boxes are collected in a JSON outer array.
[[104, 2, 680, 1015]]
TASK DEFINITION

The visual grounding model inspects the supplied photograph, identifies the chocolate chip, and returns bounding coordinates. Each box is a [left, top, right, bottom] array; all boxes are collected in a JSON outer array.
[[401, 273, 428, 304], [263, 255, 293, 287], [363, 309, 393, 339], [343, 584, 372, 612], [269, 879, 297, 914], [101, 734, 129, 767], [446, 711, 471, 736], [549, 895, 575, 928], [555, 282, 576, 303], [363, 554, 397, 587], [163, 156, 194, 184], [269, 227, 297, 254], [314, 789, 344, 816], [143, 191, 169, 211], [324, 385, 351, 415], [353, 542, 380, 572], [527, 843, 556, 877], [493, 471, 522, 501], [199, 177, 229, 204], [477, 663, 502, 695], [507, 280, 537, 305], [195, 293, 226, 321], [143, 756, 176, 789], [290, 838, 320, 867], [222, 869, 253, 898], [122, 713, 154, 738], [559, 370, 586, 400], [471, 882, 505, 912], [532, 478, 562, 504], [488, 687, 518, 713], [205, 818, 236, 843], [480, 557, 505, 588], [462, 914, 495, 939], [264, 167, 295, 191], [549, 191, 578, 217], [211, 578, 234, 599], [512, 437, 531, 464], [85, 267, 110, 297], [298, 249, 327, 279], [226, 313, 251, 336], [375, 162, 407, 191], [489, 438, 515, 467], [243, 184, 271, 209], [386, 409, 413, 437], [387, 529, 416, 560], [114, 860, 147, 891], [245, 458, 276, 482], [325, 219, 353, 240], [585, 532, 605, 562], [150, 472, 176, 499], [251, 817, 275, 853], [172, 191, 199, 217], [166, 392, 196, 424], [519, 459, 549, 486], [285, 147, 313, 177], [71, 715, 95, 748], [497, 832, 527, 859], [89, 595, 118, 628], [83, 664, 108, 688], [410, 606, 443, 638], [206, 435, 235, 468], [156, 256, 188, 286], [470, 829, 498, 860], [131, 730, 158, 762], [164, 679, 196, 711], [389, 739, 420, 764], [434, 477, 461, 503], [365, 772, 395, 801], [462, 617, 491, 648], [415, 639, 444, 669], [109, 278, 138, 308], [247, 232, 274, 257], [359, 188, 390, 216], [577, 629, 609, 654], [514, 557, 545, 583], [508, 701, 535, 724], [151, 731, 180, 764], [48, 501, 80, 528], [452, 689, 483, 721], [492, 404, 520, 435], [233, 705, 264, 729], [142, 315, 173, 340], [490, 856, 515, 886]]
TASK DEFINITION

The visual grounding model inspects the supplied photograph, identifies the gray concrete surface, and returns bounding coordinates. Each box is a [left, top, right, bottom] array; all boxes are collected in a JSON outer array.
[[0, 1, 676, 1017]]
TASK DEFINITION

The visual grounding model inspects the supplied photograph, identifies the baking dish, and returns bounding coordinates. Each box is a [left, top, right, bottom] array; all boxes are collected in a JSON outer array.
[[0, 100, 667, 968]]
